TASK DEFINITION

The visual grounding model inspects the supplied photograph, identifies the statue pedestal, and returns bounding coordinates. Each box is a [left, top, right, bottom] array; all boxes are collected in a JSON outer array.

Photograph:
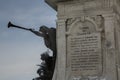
[[45, 0, 120, 80]]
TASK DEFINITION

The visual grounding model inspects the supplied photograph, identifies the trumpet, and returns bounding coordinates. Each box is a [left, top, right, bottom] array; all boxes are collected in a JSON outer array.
[[8, 21, 31, 31]]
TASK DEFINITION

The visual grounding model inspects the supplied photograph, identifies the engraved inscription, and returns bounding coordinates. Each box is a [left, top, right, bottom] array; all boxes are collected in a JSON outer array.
[[67, 33, 102, 76]]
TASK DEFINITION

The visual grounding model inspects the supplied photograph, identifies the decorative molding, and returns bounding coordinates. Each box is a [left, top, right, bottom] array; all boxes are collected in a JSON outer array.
[[66, 15, 104, 36], [45, 0, 115, 11]]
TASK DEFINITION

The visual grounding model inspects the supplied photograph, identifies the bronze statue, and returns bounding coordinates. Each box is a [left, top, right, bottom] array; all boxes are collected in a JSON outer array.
[[8, 21, 57, 80], [8, 22, 56, 52], [33, 51, 54, 80]]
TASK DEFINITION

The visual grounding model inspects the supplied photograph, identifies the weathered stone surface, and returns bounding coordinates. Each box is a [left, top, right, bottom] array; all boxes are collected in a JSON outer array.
[[45, 0, 69, 10], [67, 33, 102, 76], [65, 16, 104, 80], [45, 0, 120, 80]]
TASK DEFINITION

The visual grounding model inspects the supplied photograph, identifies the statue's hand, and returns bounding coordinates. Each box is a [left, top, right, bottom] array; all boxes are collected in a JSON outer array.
[[29, 28, 35, 32]]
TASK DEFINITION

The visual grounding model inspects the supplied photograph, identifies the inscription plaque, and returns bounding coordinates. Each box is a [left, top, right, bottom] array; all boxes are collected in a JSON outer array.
[[67, 33, 102, 76]]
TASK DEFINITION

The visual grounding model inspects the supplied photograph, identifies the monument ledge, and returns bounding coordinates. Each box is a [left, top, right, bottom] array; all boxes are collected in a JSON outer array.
[[45, 0, 69, 10]]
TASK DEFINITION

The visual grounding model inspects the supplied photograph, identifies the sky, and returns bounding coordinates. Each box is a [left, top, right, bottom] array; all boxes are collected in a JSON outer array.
[[0, 0, 57, 80]]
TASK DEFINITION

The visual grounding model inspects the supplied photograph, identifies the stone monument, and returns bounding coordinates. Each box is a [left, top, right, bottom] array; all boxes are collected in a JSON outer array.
[[45, 0, 120, 80]]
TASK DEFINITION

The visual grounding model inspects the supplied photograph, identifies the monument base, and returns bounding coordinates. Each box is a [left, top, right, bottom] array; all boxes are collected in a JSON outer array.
[[45, 0, 120, 80]]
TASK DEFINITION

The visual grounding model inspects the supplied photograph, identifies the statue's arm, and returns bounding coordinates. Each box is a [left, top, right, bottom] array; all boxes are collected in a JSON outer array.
[[29, 29, 44, 37]]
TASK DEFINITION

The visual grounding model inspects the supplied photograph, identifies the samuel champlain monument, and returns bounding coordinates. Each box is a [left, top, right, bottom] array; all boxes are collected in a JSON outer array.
[[7, 0, 120, 80]]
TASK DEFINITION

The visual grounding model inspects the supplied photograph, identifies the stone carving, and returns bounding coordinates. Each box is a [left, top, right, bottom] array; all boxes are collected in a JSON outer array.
[[66, 16, 104, 79], [46, 0, 120, 80], [116, 14, 120, 25], [94, 15, 104, 32], [66, 16, 96, 35], [67, 33, 102, 76], [66, 15, 104, 34]]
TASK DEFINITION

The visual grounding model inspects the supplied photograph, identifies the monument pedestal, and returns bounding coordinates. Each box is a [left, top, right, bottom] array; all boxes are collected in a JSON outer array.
[[45, 0, 120, 80]]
